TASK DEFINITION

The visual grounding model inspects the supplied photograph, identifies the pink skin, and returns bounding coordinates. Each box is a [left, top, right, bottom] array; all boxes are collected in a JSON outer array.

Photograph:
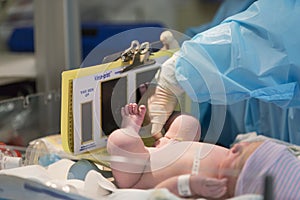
[[218, 142, 253, 198], [107, 103, 150, 188], [121, 103, 147, 132], [108, 103, 228, 199]]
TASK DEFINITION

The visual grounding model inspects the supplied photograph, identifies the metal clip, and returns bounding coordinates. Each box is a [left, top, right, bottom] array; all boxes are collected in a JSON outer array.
[[120, 40, 140, 62], [120, 40, 155, 73]]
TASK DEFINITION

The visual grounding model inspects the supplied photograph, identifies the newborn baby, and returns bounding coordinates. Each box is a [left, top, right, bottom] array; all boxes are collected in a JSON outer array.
[[107, 103, 228, 199]]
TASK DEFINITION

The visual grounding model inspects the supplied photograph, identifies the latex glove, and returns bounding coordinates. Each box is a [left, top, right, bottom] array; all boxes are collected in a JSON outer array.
[[138, 54, 185, 142], [160, 30, 180, 50], [147, 85, 178, 140], [148, 55, 185, 139]]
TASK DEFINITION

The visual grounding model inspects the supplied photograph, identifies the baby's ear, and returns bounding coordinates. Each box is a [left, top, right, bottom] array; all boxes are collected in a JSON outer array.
[[231, 143, 243, 155]]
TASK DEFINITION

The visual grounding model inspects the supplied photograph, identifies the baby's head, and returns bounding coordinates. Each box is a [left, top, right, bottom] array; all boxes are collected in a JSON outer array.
[[218, 141, 263, 197]]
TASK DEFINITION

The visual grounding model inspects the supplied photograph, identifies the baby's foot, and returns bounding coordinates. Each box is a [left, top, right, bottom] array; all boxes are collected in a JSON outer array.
[[121, 103, 147, 133]]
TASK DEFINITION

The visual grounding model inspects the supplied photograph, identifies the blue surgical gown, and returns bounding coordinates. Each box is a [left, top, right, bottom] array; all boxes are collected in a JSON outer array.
[[176, 0, 300, 146]]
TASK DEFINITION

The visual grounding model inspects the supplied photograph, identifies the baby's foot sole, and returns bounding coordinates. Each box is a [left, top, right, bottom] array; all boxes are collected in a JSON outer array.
[[121, 103, 147, 132]]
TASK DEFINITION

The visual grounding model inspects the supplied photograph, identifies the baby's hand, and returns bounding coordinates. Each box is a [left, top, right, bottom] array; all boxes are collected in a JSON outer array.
[[192, 176, 227, 199]]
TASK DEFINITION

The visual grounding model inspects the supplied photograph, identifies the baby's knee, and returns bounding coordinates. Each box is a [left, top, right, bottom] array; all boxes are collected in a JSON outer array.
[[107, 129, 124, 154], [107, 129, 142, 155]]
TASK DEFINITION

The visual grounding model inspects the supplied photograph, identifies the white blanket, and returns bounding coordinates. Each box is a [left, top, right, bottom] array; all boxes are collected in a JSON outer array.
[[0, 159, 180, 200], [0, 158, 264, 200]]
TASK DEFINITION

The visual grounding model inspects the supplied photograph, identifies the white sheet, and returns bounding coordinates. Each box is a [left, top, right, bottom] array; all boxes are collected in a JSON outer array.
[[0, 158, 264, 200]]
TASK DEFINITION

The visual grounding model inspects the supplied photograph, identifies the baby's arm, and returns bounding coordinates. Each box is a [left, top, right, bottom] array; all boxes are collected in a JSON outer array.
[[155, 174, 227, 199]]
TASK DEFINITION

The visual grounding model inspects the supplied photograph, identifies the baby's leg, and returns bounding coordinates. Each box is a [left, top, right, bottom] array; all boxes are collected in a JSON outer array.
[[164, 114, 201, 142], [107, 103, 150, 188]]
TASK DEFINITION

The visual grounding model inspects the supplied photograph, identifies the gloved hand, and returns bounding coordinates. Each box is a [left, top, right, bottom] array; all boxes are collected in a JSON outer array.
[[138, 54, 184, 142], [160, 30, 180, 50], [147, 85, 178, 140]]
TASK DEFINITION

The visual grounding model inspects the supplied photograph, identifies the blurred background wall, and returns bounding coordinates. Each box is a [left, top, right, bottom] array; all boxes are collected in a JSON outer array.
[[0, 0, 221, 146]]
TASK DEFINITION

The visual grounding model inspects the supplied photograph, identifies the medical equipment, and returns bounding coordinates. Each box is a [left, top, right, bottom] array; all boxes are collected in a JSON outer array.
[[0, 136, 64, 169], [61, 40, 175, 155], [0, 152, 22, 170]]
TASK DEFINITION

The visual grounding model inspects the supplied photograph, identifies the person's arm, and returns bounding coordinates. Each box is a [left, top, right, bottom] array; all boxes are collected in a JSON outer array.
[[139, 54, 185, 143], [155, 174, 227, 199], [147, 85, 179, 140]]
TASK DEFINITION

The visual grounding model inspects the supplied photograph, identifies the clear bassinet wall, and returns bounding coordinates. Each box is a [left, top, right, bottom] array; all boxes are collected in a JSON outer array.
[[0, 91, 61, 147]]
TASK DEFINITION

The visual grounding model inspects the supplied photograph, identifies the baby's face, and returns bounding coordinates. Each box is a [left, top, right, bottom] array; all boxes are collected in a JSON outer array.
[[218, 142, 258, 197], [221, 142, 250, 171], [218, 142, 262, 197]]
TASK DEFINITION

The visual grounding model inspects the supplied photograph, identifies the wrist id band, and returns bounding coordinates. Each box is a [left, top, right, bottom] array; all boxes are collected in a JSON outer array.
[[177, 174, 192, 197]]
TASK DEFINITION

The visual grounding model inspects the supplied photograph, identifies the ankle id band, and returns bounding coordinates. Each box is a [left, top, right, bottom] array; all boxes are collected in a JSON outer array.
[[177, 174, 192, 197]]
